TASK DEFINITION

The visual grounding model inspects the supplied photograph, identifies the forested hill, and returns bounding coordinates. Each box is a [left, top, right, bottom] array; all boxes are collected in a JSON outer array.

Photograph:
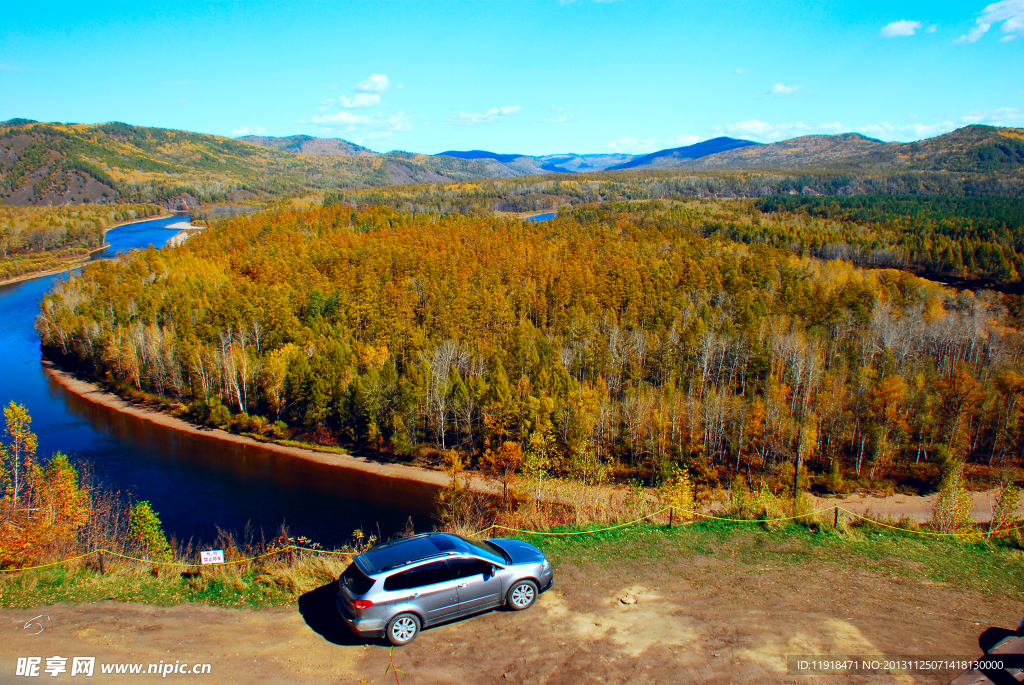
[[37, 201, 1024, 492], [0, 121, 505, 207], [237, 134, 378, 157], [671, 126, 1024, 174]]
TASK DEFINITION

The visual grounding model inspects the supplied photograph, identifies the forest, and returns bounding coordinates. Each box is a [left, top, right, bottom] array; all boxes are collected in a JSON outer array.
[[34, 199, 1024, 501], [0, 203, 162, 281]]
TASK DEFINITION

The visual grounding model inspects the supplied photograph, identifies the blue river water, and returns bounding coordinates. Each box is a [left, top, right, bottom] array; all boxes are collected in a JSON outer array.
[[526, 213, 556, 222], [0, 217, 435, 547]]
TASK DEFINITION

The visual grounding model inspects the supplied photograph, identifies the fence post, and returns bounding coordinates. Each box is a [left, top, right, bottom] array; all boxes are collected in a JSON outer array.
[[833, 506, 839, 529], [98, 552, 105, 576], [668, 507, 674, 529]]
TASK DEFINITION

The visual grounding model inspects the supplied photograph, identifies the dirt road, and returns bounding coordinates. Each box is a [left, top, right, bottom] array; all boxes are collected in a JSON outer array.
[[2, 543, 1020, 685]]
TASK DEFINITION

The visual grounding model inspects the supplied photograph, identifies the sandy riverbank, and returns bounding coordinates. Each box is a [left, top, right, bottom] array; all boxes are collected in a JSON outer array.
[[43, 361, 494, 493], [0, 260, 88, 288], [0, 213, 175, 287], [39, 364, 1023, 523]]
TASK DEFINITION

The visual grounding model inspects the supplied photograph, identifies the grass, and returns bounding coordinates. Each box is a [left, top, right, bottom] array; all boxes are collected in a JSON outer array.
[[515, 519, 1024, 599], [2, 521, 1021, 610], [0, 553, 350, 610]]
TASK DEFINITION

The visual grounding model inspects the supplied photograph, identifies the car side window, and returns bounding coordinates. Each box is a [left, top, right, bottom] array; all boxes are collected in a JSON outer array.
[[384, 560, 452, 591], [449, 557, 492, 580]]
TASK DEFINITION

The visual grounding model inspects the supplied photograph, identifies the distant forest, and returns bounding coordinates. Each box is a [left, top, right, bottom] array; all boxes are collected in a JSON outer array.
[[37, 200, 1024, 495]]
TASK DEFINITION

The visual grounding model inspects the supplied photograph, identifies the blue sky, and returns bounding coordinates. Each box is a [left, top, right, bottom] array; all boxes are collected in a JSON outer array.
[[1, 0, 1022, 155]]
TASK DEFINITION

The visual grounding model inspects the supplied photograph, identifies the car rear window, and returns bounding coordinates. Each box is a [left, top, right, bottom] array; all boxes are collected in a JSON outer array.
[[341, 562, 375, 596], [384, 560, 453, 591]]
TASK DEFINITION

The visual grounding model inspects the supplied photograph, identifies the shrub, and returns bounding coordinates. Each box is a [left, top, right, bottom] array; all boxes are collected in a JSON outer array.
[[127, 501, 171, 561], [931, 461, 976, 538]]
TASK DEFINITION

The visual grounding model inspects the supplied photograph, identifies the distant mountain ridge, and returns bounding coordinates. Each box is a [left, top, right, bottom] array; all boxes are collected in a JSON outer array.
[[608, 136, 760, 170], [667, 126, 1024, 173], [2, 119, 1022, 207], [435, 150, 637, 175]]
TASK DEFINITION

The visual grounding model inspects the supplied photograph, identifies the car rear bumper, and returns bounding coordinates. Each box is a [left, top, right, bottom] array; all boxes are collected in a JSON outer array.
[[336, 591, 386, 638]]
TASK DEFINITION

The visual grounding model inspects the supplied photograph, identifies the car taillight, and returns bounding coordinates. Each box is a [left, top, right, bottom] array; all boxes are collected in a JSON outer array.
[[351, 599, 374, 610]]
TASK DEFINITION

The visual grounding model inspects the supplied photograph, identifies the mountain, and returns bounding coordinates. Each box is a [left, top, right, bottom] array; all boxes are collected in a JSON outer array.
[[0, 121, 510, 206], [3, 120, 1022, 208], [673, 126, 1024, 173], [608, 137, 759, 170], [436, 150, 637, 175], [238, 134, 379, 157]]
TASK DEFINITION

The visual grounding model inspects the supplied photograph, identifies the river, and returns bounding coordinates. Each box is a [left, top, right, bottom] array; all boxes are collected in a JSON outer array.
[[0, 216, 436, 548]]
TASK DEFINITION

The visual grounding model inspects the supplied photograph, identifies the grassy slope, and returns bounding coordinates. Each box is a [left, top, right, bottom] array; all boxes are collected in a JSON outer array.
[[2, 521, 1020, 610]]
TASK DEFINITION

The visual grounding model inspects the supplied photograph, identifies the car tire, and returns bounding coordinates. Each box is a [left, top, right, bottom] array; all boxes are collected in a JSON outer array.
[[506, 580, 538, 611], [386, 613, 421, 646]]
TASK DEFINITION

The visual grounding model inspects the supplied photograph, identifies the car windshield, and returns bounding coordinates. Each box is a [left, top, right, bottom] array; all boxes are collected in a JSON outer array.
[[454, 535, 510, 564]]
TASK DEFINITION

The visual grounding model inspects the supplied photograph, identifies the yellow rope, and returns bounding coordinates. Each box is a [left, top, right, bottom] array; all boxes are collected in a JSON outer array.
[[480, 506, 675, 536]]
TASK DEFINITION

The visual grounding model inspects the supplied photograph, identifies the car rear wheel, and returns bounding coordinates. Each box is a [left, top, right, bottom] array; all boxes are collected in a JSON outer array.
[[506, 580, 538, 611], [386, 613, 421, 646]]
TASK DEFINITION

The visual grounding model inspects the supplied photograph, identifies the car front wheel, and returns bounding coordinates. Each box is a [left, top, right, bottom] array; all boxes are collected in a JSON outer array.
[[506, 580, 538, 611], [386, 613, 421, 646]]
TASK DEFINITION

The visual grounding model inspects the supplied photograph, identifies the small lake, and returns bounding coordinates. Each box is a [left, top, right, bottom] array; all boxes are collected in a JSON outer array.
[[0, 216, 436, 548], [526, 213, 557, 222]]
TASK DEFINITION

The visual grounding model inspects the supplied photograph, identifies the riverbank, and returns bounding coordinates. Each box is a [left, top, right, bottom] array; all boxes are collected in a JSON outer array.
[[44, 359, 1023, 526], [0, 212, 175, 287], [0, 259, 86, 288], [43, 361, 493, 493]]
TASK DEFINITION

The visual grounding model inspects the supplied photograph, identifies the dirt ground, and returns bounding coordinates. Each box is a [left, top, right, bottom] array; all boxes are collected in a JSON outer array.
[[2, 546, 1021, 685]]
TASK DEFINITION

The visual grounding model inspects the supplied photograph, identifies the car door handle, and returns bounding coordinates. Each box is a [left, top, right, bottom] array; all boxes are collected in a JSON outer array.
[[410, 592, 420, 599], [457, 582, 467, 588]]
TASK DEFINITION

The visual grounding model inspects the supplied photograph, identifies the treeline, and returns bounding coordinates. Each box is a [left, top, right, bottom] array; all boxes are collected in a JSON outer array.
[[37, 201, 1024, 495], [738, 195, 1024, 284], [335, 170, 1024, 220], [0, 401, 171, 569]]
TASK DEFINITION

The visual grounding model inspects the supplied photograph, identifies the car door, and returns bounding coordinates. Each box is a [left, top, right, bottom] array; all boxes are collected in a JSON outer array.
[[386, 560, 459, 625], [449, 556, 503, 615]]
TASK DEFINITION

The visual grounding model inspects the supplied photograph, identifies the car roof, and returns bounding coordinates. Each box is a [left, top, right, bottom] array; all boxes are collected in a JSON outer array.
[[357, 533, 474, 574]]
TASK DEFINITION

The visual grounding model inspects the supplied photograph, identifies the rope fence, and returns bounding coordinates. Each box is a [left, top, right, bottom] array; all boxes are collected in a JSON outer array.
[[2, 505, 1023, 574]]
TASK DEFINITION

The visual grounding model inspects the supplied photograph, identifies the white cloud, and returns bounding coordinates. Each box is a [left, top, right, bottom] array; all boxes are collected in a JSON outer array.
[[338, 93, 381, 109], [956, 0, 1024, 42], [606, 137, 657, 154], [665, 134, 703, 147], [311, 111, 373, 127], [547, 115, 570, 123], [448, 105, 521, 125], [960, 107, 1024, 125], [231, 126, 266, 137], [355, 74, 390, 92], [881, 20, 922, 37], [351, 132, 393, 144], [770, 83, 804, 95], [309, 110, 412, 135], [928, 24, 938, 32], [716, 120, 847, 142], [736, 67, 744, 74], [329, 84, 339, 91], [855, 121, 957, 139]]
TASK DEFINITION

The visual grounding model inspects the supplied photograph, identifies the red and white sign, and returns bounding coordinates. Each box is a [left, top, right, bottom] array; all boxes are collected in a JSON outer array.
[[200, 550, 225, 565]]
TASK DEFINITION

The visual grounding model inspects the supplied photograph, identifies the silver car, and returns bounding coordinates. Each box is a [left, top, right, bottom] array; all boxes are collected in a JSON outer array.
[[336, 532, 553, 645]]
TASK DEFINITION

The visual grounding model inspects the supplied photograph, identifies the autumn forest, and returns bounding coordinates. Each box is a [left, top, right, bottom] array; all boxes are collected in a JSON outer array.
[[35, 195, 1024, 499]]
